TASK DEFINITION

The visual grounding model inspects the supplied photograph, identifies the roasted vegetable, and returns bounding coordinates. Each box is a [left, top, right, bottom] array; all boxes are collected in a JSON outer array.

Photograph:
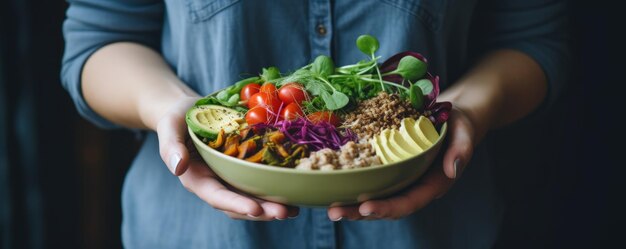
[[245, 147, 267, 163], [223, 134, 241, 157], [239, 127, 253, 141], [268, 131, 286, 144], [208, 129, 226, 149], [237, 137, 259, 159], [291, 145, 308, 159], [275, 144, 290, 158], [276, 145, 307, 167], [262, 145, 281, 165]]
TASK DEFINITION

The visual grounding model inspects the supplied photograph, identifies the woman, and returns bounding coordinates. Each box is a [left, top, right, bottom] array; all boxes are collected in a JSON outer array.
[[62, 0, 568, 248]]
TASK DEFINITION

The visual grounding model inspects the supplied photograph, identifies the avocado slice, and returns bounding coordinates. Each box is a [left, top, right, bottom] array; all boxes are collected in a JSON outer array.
[[415, 116, 439, 144], [379, 130, 404, 162], [388, 129, 416, 158], [186, 105, 244, 139], [370, 136, 390, 164], [391, 128, 422, 155], [400, 118, 428, 151], [380, 129, 411, 161]]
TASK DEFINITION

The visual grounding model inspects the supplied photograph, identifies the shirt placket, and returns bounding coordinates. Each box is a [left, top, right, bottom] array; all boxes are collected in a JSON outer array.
[[310, 208, 337, 249], [309, 0, 333, 58], [308, 1, 337, 246]]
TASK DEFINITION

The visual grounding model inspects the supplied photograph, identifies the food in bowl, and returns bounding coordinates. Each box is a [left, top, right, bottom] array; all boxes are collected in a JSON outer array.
[[295, 141, 381, 170], [186, 35, 451, 171], [187, 122, 447, 206]]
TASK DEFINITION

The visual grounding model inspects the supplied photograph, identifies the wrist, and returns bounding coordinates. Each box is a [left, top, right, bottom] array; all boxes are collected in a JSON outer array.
[[138, 87, 199, 131], [440, 78, 505, 144]]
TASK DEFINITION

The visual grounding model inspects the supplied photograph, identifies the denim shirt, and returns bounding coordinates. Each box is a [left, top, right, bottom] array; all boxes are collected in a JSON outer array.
[[62, 1, 568, 248]]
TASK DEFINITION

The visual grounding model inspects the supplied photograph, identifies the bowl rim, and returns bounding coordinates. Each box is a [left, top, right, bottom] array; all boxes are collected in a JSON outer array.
[[189, 121, 447, 175]]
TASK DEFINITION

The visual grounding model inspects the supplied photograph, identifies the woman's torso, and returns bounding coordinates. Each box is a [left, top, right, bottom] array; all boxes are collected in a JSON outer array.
[[122, 1, 502, 248]]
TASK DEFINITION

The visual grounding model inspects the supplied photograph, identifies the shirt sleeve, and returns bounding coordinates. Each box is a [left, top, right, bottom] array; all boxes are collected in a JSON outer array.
[[61, 0, 163, 129], [476, 0, 570, 110]]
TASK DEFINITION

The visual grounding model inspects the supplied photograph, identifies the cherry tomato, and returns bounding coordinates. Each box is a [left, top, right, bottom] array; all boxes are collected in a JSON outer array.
[[245, 106, 275, 125], [259, 83, 278, 97], [278, 83, 308, 105], [307, 111, 341, 126], [247, 92, 281, 112], [240, 83, 260, 101], [280, 102, 304, 121]]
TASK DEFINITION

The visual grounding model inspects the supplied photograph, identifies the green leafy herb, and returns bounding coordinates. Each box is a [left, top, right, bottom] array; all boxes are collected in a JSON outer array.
[[229, 76, 260, 94], [231, 106, 249, 113], [261, 67, 281, 82], [355, 35, 385, 90], [278, 69, 327, 93], [226, 94, 240, 106], [384, 56, 427, 81], [216, 90, 230, 101], [356, 35, 379, 55], [409, 84, 424, 109], [320, 91, 349, 110], [311, 55, 335, 77], [194, 97, 220, 106], [304, 80, 331, 96], [194, 96, 248, 112], [277, 63, 349, 110], [210, 76, 261, 107], [201, 34, 433, 116], [414, 79, 433, 95], [301, 97, 326, 113], [214, 91, 239, 106]]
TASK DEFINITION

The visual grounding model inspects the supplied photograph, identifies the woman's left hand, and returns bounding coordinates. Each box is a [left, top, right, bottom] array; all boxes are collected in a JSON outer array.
[[327, 106, 478, 220]]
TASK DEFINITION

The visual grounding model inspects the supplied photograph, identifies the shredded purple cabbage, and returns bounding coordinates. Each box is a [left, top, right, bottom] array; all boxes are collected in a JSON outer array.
[[252, 117, 358, 151]]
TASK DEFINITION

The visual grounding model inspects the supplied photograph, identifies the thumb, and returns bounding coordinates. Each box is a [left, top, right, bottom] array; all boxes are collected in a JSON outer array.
[[442, 111, 474, 179], [156, 114, 191, 176]]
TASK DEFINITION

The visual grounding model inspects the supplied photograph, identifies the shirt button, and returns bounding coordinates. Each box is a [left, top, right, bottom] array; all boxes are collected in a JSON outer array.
[[316, 24, 327, 35]]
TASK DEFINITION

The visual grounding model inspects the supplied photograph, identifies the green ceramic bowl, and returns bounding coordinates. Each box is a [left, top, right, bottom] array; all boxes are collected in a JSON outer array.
[[188, 122, 447, 207]]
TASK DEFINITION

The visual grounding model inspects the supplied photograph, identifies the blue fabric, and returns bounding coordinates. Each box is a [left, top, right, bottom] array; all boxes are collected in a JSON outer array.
[[61, 0, 568, 248]]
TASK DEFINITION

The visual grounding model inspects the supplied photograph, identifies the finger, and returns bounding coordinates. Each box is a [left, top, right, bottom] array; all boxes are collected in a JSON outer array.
[[359, 167, 453, 219], [157, 115, 191, 176], [224, 205, 300, 221], [327, 205, 362, 221], [258, 200, 291, 220], [180, 164, 264, 217], [228, 188, 296, 220], [223, 211, 276, 221], [442, 111, 474, 179], [287, 206, 300, 219]]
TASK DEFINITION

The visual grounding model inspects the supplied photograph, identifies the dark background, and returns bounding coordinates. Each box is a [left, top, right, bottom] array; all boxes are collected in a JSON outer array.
[[1, 1, 624, 248]]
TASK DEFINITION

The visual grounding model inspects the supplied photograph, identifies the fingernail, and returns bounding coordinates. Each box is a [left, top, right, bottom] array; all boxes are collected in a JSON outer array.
[[287, 215, 298, 219], [169, 153, 181, 174], [362, 212, 377, 217], [247, 213, 259, 218], [453, 158, 460, 179], [332, 216, 343, 222], [275, 217, 285, 221]]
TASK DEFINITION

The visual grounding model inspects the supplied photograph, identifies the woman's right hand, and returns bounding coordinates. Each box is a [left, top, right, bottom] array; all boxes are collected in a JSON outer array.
[[80, 43, 298, 220], [154, 97, 299, 220]]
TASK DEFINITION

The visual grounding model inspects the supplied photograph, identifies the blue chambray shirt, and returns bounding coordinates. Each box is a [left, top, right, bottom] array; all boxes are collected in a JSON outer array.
[[62, 0, 568, 248]]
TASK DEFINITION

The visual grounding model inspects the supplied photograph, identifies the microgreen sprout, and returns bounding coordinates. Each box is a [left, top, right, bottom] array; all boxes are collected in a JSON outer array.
[[382, 56, 427, 81]]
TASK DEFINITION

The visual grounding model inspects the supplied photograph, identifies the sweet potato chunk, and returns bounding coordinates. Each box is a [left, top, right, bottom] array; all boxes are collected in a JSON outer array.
[[222, 134, 241, 157], [208, 129, 226, 149]]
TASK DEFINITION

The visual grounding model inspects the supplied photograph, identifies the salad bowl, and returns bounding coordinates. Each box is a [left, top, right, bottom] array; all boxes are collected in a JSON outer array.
[[188, 123, 446, 207], [186, 34, 451, 207]]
